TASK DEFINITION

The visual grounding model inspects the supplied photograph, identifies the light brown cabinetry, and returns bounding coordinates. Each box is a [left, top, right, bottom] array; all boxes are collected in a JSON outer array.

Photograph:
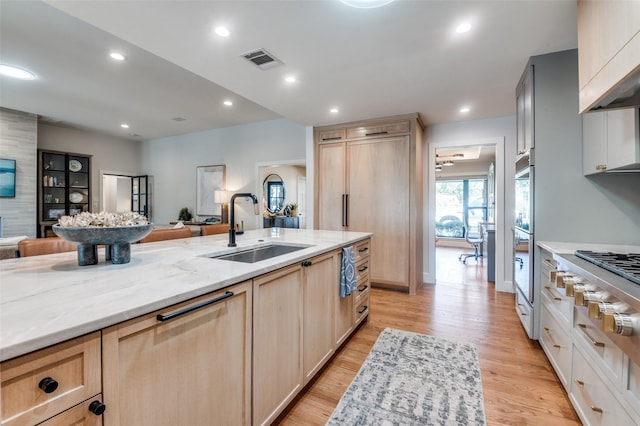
[[253, 265, 304, 426], [101, 282, 252, 426], [582, 108, 640, 175], [577, 0, 640, 112], [315, 114, 423, 294], [0, 332, 102, 426], [39, 396, 105, 426]]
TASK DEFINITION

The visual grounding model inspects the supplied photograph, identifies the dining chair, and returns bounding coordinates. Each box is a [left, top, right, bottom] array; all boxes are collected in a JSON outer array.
[[200, 224, 229, 236], [139, 227, 192, 243], [18, 237, 77, 257]]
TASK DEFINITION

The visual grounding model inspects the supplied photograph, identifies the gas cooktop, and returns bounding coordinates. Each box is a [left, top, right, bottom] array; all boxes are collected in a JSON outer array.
[[575, 250, 640, 286]]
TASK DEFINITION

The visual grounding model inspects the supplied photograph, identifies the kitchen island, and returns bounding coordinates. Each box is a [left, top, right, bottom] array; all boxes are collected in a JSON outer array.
[[1, 228, 372, 426]]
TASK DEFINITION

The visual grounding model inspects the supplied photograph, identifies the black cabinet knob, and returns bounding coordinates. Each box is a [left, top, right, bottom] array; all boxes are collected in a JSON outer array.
[[301, 260, 312, 267], [89, 400, 106, 416], [38, 377, 58, 394]]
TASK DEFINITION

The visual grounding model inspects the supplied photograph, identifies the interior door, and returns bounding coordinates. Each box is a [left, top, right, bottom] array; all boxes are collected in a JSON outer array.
[[131, 175, 149, 218], [348, 136, 410, 288]]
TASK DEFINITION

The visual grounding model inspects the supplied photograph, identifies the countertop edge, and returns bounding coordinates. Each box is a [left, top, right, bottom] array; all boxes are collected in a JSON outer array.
[[1, 229, 372, 362]]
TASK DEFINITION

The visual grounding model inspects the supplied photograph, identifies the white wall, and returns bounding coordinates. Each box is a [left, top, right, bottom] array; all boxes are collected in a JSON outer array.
[[38, 123, 142, 212], [425, 115, 516, 291], [140, 118, 307, 227], [0, 108, 38, 237]]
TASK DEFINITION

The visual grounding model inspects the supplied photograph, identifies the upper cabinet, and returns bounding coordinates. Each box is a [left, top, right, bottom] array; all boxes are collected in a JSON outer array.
[[582, 108, 640, 175], [577, 0, 640, 112], [516, 64, 534, 157], [38, 150, 92, 237]]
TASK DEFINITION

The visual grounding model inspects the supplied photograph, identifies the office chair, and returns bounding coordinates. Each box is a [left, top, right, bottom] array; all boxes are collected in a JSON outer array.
[[458, 221, 484, 264]]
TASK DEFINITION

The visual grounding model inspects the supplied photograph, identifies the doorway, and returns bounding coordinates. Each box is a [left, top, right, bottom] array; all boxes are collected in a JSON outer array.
[[101, 173, 151, 219], [427, 138, 506, 292], [256, 160, 306, 229]]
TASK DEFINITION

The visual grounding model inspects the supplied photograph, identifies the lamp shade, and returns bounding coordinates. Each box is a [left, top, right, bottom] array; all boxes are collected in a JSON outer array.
[[214, 190, 230, 203]]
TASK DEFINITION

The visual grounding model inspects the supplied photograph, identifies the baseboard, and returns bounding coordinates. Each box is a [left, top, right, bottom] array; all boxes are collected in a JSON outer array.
[[497, 279, 514, 293], [423, 271, 434, 285]]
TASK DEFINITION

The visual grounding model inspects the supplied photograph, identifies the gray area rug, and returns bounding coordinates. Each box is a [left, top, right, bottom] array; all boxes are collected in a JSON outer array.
[[327, 328, 486, 425]]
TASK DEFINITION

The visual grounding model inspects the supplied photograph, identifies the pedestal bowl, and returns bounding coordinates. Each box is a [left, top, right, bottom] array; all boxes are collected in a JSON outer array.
[[53, 224, 153, 265]]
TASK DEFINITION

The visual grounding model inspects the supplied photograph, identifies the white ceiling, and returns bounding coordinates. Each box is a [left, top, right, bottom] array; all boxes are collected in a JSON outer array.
[[0, 0, 577, 142]]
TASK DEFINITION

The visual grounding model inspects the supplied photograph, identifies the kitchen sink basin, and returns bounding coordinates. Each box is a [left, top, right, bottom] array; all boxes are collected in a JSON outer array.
[[210, 244, 310, 263]]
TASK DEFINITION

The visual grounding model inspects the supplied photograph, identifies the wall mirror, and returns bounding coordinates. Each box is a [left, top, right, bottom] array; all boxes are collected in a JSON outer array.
[[263, 174, 285, 214]]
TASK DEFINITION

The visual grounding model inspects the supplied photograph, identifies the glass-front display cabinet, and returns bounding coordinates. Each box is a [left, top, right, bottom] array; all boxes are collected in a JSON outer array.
[[38, 150, 92, 237]]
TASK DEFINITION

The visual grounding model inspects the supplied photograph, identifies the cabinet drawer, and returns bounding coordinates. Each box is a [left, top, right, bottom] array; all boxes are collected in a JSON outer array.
[[571, 346, 635, 426], [317, 128, 346, 142], [354, 295, 370, 326], [541, 284, 572, 330], [353, 274, 370, 307], [355, 258, 370, 284], [346, 120, 410, 139], [515, 288, 533, 337], [574, 310, 624, 389], [1, 332, 101, 426], [540, 304, 572, 389], [39, 394, 105, 426], [354, 239, 370, 262], [623, 357, 640, 420]]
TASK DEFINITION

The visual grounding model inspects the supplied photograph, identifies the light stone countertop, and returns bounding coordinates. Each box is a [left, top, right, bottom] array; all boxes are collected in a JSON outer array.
[[537, 241, 640, 255], [0, 228, 371, 362]]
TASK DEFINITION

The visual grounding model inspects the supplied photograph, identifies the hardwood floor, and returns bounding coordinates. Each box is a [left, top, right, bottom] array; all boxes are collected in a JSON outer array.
[[278, 248, 580, 425]]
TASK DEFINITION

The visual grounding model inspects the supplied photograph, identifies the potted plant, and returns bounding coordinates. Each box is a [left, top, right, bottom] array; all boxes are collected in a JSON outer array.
[[178, 207, 192, 222], [288, 202, 299, 217]]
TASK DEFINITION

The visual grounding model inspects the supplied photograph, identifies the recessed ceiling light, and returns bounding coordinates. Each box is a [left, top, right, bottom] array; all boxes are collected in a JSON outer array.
[[215, 26, 230, 37], [284, 76, 296, 83], [110, 52, 126, 61], [0, 64, 36, 80], [460, 106, 471, 113], [339, 0, 395, 8], [330, 108, 339, 114], [456, 22, 472, 33], [120, 123, 130, 129], [443, 160, 455, 167], [224, 100, 233, 106]]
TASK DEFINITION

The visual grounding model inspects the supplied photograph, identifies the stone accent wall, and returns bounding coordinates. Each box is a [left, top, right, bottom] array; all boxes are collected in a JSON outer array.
[[0, 108, 37, 237]]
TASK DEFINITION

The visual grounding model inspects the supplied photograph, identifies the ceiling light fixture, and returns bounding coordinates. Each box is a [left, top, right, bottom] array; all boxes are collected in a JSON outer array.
[[109, 52, 126, 61], [0, 64, 36, 80], [452, 153, 465, 158], [339, 0, 395, 8], [330, 108, 339, 114], [435, 164, 443, 171], [223, 100, 233, 106], [460, 106, 471, 113], [120, 123, 129, 129], [456, 22, 472, 33], [443, 160, 455, 167], [284, 76, 296, 83], [215, 26, 230, 37]]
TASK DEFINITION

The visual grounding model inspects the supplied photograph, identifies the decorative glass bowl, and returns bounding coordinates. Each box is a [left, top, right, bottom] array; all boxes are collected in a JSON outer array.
[[53, 224, 153, 265]]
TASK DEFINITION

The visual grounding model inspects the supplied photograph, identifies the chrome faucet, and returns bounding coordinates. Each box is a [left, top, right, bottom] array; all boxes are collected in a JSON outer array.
[[228, 193, 259, 247]]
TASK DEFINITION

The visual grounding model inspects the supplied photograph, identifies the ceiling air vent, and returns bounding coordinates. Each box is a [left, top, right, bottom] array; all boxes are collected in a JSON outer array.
[[172, 117, 186, 122], [242, 48, 283, 70]]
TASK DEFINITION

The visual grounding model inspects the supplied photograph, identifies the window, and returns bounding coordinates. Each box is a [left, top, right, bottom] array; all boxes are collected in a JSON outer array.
[[436, 178, 487, 238]]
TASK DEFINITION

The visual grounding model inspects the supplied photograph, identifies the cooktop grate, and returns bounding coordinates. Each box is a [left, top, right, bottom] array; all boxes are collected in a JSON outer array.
[[575, 250, 640, 286]]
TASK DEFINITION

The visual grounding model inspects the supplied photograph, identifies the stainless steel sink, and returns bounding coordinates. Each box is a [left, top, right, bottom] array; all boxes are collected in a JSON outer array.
[[210, 244, 310, 263]]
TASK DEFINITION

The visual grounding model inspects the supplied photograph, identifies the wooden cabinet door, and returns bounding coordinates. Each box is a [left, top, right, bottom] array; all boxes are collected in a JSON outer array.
[[253, 265, 303, 426], [39, 396, 105, 426], [317, 142, 346, 231], [348, 136, 410, 288], [606, 108, 639, 170], [582, 110, 608, 175], [102, 282, 252, 426], [302, 251, 337, 384]]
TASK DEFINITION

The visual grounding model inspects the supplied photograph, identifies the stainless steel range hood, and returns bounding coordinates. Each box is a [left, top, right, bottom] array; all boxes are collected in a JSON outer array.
[[589, 67, 640, 111]]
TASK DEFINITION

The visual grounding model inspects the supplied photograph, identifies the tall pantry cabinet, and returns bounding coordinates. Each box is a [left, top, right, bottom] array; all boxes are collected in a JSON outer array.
[[314, 114, 424, 294]]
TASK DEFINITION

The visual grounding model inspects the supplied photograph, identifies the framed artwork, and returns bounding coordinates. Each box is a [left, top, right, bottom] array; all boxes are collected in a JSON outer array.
[[0, 158, 16, 198], [196, 165, 226, 217]]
